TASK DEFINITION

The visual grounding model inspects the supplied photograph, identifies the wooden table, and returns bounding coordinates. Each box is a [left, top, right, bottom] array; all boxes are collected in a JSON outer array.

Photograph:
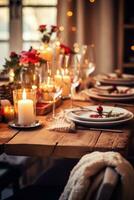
[[1, 100, 134, 159]]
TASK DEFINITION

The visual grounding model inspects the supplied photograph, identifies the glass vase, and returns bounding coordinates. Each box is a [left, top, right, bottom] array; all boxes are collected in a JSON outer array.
[[20, 65, 40, 89]]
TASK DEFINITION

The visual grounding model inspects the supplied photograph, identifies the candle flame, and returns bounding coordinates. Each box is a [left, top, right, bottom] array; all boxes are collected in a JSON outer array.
[[22, 89, 27, 100], [57, 69, 60, 75]]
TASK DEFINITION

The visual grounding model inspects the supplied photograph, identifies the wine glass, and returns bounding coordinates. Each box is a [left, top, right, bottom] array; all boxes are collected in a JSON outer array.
[[79, 44, 96, 88], [41, 62, 62, 118], [68, 54, 80, 107]]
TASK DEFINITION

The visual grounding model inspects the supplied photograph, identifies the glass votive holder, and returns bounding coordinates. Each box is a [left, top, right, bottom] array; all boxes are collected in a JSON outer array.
[[3, 105, 15, 122], [13, 89, 36, 126]]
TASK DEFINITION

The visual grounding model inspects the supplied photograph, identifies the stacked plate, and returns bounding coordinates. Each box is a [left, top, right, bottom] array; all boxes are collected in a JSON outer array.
[[95, 73, 134, 86], [66, 105, 133, 127], [84, 86, 134, 102]]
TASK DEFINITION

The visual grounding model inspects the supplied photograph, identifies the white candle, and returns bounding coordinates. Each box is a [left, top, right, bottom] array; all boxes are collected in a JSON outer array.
[[54, 70, 62, 87], [61, 68, 71, 97], [62, 75, 71, 96], [18, 89, 35, 125]]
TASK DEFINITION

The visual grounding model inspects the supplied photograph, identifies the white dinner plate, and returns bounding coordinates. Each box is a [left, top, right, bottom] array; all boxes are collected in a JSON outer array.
[[85, 89, 134, 102], [93, 86, 134, 97], [96, 73, 134, 86], [66, 111, 133, 128], [70, 106, 129, 122]]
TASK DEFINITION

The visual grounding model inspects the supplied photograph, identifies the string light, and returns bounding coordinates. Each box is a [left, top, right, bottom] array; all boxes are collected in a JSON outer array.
[[89, 0, 96, 3], [130, 45, 134, 51], [67, 11, 73, 17], [59, 26, 64, 31], [71, 26, 77, 32]]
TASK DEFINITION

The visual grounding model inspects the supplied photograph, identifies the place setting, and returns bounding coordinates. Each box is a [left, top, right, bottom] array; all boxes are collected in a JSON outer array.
[[83, 85, 134, 102], [95, 71, 134, 86], [46, 104, 134, 133]]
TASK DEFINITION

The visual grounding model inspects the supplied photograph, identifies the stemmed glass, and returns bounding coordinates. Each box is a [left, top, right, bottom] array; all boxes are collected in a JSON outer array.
[[41, 61, 62, 118], [79, 44, 96, 87], [68, 54, 80, 107]]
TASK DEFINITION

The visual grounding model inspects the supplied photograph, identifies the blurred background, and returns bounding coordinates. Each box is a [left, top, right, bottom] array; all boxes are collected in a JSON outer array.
[[0, 0, 134, 74]]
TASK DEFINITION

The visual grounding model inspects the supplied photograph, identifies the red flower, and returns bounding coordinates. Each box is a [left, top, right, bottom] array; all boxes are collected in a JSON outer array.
[[51, 25, 58, 32], [19, 49, 40, 65], [60, 44, 72, 55], [10, 51, 18, 58], [97, 105, 103, 115], [39, 25, 47, 33]]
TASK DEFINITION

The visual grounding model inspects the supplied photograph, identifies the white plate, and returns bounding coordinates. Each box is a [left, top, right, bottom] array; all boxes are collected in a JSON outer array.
[[70, 106, 129, 122], [93, 86, 134, 97], [85, 89, 134, 102], [66, 111, 133, 128], [96, 74, 134, 86]]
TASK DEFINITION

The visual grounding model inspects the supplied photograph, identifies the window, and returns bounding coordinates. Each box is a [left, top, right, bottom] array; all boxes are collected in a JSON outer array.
[[0, 0, 57, 70], [0, 1, 9, 68], [22, 0, 57, 49]]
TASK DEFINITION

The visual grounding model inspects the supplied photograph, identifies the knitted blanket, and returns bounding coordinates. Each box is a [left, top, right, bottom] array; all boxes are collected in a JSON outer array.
[[59, 151, 134, 200]]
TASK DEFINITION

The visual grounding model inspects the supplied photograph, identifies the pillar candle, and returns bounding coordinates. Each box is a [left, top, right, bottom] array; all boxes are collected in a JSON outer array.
[[62, 75, 71, 97], [54, 70, 62, 87], [18, 89, 35, 125]]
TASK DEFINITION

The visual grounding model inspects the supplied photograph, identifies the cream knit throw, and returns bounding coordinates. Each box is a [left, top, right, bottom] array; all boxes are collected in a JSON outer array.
[[59, 151, 134, 200]]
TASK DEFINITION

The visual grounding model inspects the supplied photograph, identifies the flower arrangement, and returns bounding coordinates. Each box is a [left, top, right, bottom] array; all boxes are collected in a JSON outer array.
[[60, 44, 74, 55], [3, 47, 46, 81], [19, 47, 45, 67], [38, 24, 60, 44], [3, 51, 20, 80]]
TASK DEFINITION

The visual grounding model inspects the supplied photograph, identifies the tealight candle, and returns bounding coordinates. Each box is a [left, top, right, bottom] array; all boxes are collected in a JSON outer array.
[[41, 77, 55, 102], [3, 106, 14, 121], [18, 89, 35, 125]]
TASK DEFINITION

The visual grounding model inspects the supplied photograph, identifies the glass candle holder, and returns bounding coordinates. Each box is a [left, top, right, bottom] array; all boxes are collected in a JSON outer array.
[[13, 89, 36, 126], [3, 105, 15, 122]]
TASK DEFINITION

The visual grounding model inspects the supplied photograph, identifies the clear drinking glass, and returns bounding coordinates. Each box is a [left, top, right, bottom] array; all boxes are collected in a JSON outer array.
[[68, 54, 80, 107], [79, 44, 96, 87], [41, 62, 62, 118]]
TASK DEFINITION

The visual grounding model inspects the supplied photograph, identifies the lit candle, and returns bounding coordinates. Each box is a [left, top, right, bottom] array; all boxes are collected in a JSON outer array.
[[54, 70, 62, 87], [32, 85, 37, 90], [40, 46, 53, 61], [62, 69, 71, 97], [3, 106, 14, 121], [18, 89, 35, 125], [9, 69, 15, 82], [41, 77, 54, 102]]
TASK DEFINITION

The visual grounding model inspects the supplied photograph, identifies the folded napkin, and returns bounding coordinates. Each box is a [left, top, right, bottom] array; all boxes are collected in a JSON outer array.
[[59, 151, 134, 200], [72, 90, 90, 101], [46, 112, 76, 133]]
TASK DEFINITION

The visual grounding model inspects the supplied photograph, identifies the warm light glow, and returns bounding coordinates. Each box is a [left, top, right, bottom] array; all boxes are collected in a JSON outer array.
[[22, 89, 27, 100], [74, 47, 80, 53], [74, 43, 79, 48], [67, 11, 73, 17], [65, 68, 69, 75], [56, 69, 60, 75], [59, 26, 64, 31], [71, 26, 77, 32], [55, 41, 60, 46], [32, 85, 37, 90], [130, 45, 134, 51], [89, 0, 95, 3]]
